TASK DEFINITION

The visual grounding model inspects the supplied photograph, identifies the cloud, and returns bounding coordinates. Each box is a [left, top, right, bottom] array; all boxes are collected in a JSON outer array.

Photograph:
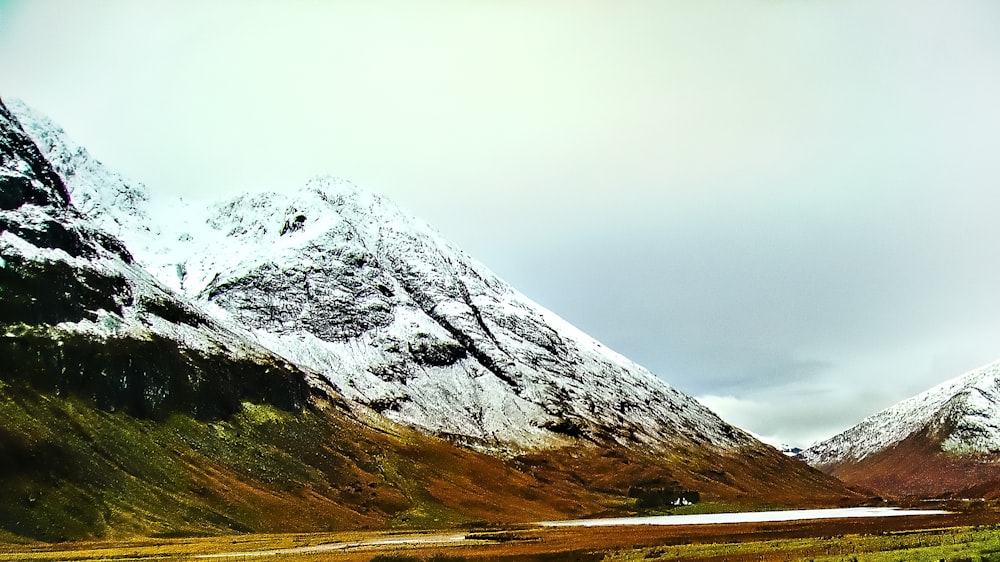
[[697, 394, 844, 450]]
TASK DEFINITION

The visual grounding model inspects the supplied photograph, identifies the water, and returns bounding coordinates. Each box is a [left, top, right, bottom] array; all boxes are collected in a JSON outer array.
[[538, 507, 950, 527]]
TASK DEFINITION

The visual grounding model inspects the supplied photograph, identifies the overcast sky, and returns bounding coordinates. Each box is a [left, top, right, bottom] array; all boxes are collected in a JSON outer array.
[[3, 0, 1000, 448]]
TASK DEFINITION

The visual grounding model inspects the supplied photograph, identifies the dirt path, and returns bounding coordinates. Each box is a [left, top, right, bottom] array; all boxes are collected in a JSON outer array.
[[195, 532, 471, 558]]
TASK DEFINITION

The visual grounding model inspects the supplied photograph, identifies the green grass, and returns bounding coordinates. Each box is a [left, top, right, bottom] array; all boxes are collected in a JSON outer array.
[[0, 381, 400, 541], [636, 501, 752, 517], [373, 448, 483, 529], [604, 526, 1000, 561], [1, 371, 572, 543], [3, 524, 1000, 561]]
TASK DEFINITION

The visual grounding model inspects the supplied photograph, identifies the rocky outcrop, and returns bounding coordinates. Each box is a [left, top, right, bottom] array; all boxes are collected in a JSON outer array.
[[0, 101, 69, 210], [0, 98, 312, 421]]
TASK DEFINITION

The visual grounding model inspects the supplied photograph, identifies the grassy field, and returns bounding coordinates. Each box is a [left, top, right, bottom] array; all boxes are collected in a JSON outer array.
[[607, 526, 1000, 561], [3, 513, 1000, 561]]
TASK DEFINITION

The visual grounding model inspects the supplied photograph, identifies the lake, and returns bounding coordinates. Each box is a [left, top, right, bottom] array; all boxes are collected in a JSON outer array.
[[538, 507, 950, 527]]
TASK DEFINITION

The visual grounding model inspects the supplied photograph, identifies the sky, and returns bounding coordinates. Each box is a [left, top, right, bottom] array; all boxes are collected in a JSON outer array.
[[2, 0, 1000, 448]]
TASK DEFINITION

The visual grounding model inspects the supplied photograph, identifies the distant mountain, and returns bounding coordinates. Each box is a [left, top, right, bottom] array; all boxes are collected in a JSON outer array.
[[801, 360, 1000, 498], [2, 99, 857, 541]]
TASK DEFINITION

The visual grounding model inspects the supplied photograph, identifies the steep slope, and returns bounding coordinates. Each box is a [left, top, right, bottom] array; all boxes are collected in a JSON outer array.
[[801, 360, 1000, 498], [9, 99, 858, 511], [0, 98, 654, 541], [161, 181, 750, 451]]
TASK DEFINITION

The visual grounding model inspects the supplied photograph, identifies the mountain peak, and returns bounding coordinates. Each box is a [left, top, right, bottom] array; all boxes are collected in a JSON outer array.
[[934, 361, 1000, 454], [304, 174, 375, 203], [803, 359, 1000, 468], [6, 99, 151, 238]]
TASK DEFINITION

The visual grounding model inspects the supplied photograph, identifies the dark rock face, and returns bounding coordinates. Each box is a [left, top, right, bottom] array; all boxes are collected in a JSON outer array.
[[0, 250, 131, 324], [279, 213, 307, 235], [0, 208, 134, 264], [205, 247, 396, 341], [137, 293, 208, 328], [0, 326, 308, 420], [408, 332, 467, 366]]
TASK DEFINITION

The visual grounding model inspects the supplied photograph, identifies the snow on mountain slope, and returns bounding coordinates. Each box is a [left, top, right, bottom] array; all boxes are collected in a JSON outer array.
[[11, 101, 756, 453], [801, 360, 1000, 468]]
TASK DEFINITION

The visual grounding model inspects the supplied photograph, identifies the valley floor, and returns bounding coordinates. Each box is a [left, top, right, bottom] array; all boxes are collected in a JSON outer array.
[[2, 509, 1000, 561]]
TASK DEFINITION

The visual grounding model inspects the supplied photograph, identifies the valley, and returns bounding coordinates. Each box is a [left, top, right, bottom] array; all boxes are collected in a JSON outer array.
[[1, 508, 998, 561]]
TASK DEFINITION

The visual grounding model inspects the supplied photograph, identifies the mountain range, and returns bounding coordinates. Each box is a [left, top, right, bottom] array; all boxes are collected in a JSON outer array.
[[1, 97, 854, 541]]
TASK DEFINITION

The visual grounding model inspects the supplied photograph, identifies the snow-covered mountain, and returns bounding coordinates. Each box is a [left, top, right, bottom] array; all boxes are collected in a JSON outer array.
[[3, 98, 663, 540], [3, 99, 860, 532], [8, 100, 153, 241], [9, 99, 754, 454], [803, 360, 1000, 466], [801, 360, 1000, 497]]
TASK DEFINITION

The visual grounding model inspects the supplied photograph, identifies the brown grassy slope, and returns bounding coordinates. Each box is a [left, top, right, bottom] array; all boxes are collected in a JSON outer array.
[[0, 378, 636, 542], [0, 371, 859, 543], [515, 437, 859, 510]]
